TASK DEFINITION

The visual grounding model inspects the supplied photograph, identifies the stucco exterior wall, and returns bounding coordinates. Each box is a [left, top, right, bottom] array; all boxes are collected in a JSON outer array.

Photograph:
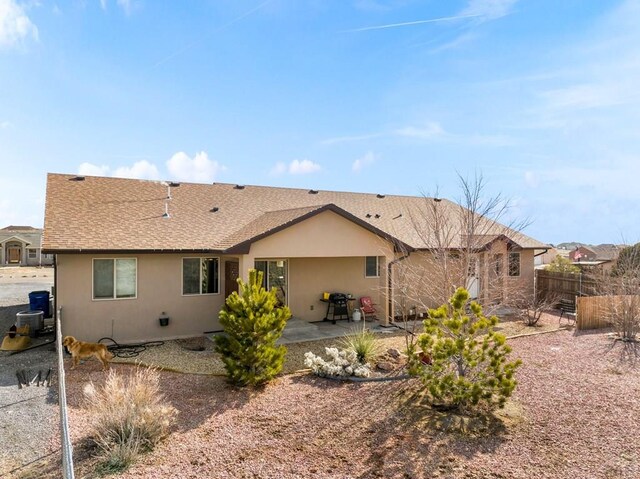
[[56, 253, 232, 343], [390, 245, 536, 316], [287, 256, 386, 322], [248, 210, 394, 259]]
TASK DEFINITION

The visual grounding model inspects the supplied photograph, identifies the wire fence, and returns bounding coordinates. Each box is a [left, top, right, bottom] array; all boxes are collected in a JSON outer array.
[[56, 307, 75, 479]]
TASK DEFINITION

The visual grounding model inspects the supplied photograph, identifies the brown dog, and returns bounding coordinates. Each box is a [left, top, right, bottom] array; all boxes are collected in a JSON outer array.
[[62, 336, 114, 370]]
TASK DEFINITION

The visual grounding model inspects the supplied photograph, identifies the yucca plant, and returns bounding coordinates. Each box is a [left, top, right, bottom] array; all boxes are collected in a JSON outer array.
[[339, 325, 380, 364]]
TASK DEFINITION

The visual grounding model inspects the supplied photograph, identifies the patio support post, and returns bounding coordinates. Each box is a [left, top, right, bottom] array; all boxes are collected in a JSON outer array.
[[238, 253, 256, 282]]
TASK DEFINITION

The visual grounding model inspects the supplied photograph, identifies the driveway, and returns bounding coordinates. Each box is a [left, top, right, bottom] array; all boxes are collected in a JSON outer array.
[[0, 266, 59, 478]]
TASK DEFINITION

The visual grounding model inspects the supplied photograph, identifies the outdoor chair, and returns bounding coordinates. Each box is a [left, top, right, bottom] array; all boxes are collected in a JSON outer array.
[[558, 298, 577, 326], [359, 296, 377, 321]]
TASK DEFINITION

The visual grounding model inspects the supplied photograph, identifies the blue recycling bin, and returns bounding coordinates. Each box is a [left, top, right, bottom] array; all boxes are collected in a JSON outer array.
[[29, 290, 50, 318]]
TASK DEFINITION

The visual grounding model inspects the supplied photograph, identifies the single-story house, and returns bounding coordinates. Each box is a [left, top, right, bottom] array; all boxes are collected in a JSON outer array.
[[0, 225, 54, 266], [43, 173, 548, 343]]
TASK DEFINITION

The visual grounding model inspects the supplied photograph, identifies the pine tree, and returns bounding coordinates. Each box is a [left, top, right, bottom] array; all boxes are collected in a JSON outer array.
[[215, 269, 291, 386], [410, 287, 521, 413]]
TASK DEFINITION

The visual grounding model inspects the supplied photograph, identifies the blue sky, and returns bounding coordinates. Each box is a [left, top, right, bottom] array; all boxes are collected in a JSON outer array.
[[1, 0, 639, 245]]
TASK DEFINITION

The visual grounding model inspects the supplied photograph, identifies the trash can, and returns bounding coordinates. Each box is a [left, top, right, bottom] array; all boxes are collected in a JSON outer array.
[[29, 290, 50, 318], [16, 310, 44, 337]]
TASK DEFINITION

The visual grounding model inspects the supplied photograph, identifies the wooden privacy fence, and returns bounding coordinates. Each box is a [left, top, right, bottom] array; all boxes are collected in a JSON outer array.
[[576, 295, 640, 331], [536, 270, 599, 302]]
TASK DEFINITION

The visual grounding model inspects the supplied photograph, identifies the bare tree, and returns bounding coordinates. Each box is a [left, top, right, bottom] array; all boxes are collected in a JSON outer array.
[[387, 172, 532, 335], [600, 243, 640, 342]]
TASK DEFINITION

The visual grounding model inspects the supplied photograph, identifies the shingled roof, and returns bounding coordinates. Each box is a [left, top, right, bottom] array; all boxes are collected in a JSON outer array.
[[42, 173, 548, 253]]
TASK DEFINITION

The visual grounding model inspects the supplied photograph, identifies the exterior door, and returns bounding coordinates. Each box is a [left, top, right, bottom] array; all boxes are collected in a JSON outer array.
[[8, 247, 21, 264], [466, 258, 479, 299], [224, 261, 239, 298]]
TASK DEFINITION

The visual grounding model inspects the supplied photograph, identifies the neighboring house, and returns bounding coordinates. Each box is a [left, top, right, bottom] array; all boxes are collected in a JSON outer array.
[[569, 244, 622, 274], [0, 225, 54, 266], [569, 246, 597, 262], [534, 247, 559, 267], [43, 174, 548, 343]]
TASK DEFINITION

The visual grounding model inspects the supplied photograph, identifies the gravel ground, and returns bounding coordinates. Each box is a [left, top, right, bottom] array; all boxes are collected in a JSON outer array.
[[111, 314, 562, 375], [0, 267, 58, 478], [22, 313, 634, 479]]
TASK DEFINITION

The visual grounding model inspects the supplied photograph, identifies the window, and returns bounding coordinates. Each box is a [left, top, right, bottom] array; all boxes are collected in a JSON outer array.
[[28, 249, 37, 259], [365, 256, 379, 278], [508, 252, 521, 277], [254, 260, 288, 305], [183, 257, 219, 295], [93, 258, 137, 300]]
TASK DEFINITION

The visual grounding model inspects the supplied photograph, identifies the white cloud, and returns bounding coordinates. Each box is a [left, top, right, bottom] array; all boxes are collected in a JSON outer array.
[[166, 151, 224, 183], [395, 122, 446, 139], [78, 162, 110, 176], [113, 160, 160, 180], [78, 160, 160, 180], [269, 161, 287, 177], [116, 0, 133, 15], [352, 151, 376, 173], [0, 120, 10, 128], [99, 0, 136, 15], [0, 0, 38, 48], [269, 159, 322, 176], [459, 0, 518, 22], [288, 159, 321, 175]]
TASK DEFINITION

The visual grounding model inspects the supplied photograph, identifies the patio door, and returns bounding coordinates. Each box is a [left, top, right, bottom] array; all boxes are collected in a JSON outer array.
[[255, 259, 288, 306]]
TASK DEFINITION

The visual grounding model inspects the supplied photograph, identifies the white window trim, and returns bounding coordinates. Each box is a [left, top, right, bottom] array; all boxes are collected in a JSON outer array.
[[92, 258, 138, 301], [365, 256, 380, 278], [508, 252, 521, 277], [28, 248, 37, 259], [182, 257, 221, 296]]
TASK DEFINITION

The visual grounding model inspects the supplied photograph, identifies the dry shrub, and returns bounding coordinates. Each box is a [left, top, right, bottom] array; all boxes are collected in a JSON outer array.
[[83, 366, 177, 472]]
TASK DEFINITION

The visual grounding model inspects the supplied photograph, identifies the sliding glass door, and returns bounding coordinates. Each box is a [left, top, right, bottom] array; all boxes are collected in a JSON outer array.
[[254, 259, 288, 306]]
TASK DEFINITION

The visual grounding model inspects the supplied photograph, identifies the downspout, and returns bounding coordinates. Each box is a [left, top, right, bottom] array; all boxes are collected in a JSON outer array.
[[533, 249, 548, 302], [387, 251, 411, 325]]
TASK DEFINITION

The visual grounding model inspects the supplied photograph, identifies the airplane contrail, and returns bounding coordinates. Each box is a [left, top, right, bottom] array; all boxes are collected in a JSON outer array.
[[342, 13, 481, 33]]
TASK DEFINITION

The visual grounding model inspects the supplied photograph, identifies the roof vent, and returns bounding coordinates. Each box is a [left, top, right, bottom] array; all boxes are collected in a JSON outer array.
[[69, 176, 85, 181], [365, 213, 372, 218], [374, 214, 381, 219], [393, 213, 403, 220], [169, 182, 180, 187], [210, 207, 219, 213], [433, 197, 442, 202], [376, 194, 385, 199], [234, 185, 245, 190], [308, 189, 319, 194]]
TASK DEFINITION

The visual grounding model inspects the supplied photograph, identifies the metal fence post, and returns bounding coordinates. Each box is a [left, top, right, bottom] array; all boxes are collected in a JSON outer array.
[[56, 307, 75, 479]]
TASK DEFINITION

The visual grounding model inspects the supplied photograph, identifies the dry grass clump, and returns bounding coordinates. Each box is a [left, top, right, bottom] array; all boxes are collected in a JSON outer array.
[[83, 366, 177, 472]]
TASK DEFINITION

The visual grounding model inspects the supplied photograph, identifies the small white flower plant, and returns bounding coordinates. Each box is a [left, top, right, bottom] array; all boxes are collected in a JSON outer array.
[[304, 347, 371, 378]]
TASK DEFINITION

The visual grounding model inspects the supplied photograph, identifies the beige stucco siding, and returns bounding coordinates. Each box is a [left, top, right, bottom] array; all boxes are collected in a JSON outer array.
[[248, 210, 394, 259], [245, 210, 395, 323], [287, 257, 386, 322], [56, 253, 231, 343]]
